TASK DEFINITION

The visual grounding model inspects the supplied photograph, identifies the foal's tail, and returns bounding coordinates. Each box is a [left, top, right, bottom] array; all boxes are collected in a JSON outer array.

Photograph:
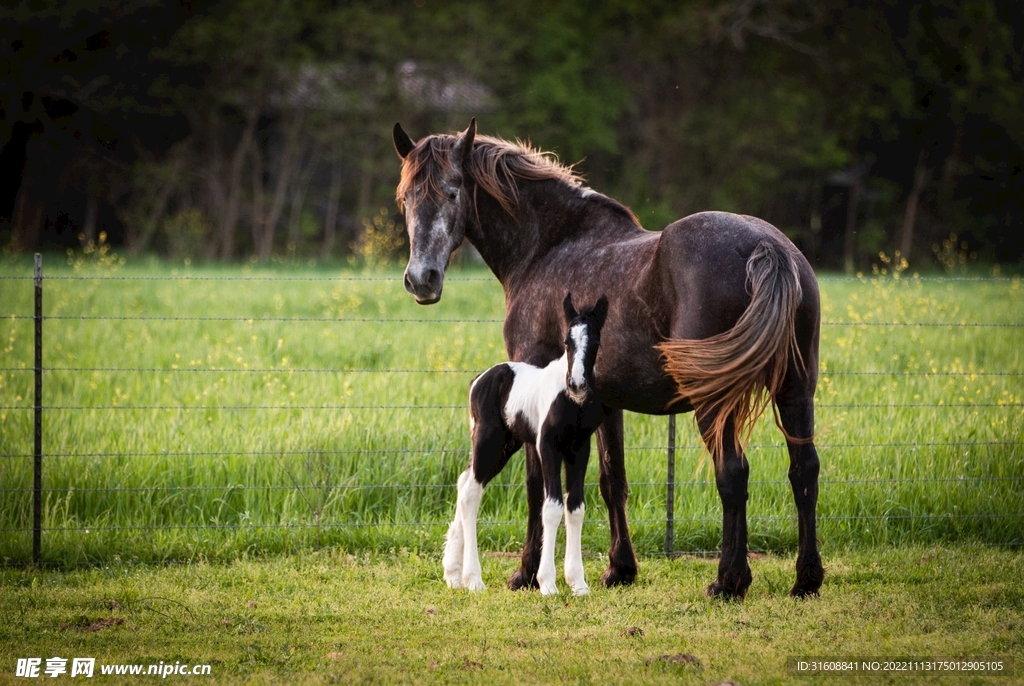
[[656, 241, 805, 462]]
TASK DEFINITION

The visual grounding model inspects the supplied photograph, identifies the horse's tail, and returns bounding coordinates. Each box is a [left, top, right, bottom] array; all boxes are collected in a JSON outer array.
[[656, 240, 805, 462]]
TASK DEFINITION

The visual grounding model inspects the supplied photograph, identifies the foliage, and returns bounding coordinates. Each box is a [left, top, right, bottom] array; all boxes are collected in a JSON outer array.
[[2, 1, 1022, 269], [354, 207, 407, 268]]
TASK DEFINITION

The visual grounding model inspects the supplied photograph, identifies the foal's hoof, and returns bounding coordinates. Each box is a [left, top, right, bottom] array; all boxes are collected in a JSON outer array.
[[705, 580, 747, 600], [464, 577, 486, 592], [600, 564, 637, 588], [506, 567, 539, 591]]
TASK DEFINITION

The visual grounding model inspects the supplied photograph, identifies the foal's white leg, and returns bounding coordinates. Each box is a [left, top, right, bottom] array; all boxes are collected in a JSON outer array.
[[537, 497, 563, 596], [442, 469, 471, 588], [458, 469, 486, 591], [563, 503, 589, 596]]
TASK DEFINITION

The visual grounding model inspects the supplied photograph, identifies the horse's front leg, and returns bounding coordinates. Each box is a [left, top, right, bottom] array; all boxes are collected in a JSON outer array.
[[507, 442, 543, 590], [596, 408, 638, 586], [563, 442, 590, 596], [702, 413, 753, 599], [535, 435, 565, 596]]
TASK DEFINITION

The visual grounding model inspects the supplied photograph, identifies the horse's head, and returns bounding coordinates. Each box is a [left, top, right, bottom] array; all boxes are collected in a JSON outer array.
[[393, 119, 476, 305], [562, 292, 609, 404]]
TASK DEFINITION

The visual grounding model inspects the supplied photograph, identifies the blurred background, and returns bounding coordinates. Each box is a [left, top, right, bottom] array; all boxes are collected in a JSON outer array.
[[2, 0, 1022, 272]]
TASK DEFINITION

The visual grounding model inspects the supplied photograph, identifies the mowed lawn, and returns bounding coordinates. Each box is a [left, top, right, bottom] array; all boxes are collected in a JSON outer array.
[[0, 545, 1021, 685]]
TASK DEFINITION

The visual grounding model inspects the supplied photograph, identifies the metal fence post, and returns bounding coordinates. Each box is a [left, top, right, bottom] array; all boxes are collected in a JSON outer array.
[[33, 253, 43, 565], [665, 413, 675, 556]]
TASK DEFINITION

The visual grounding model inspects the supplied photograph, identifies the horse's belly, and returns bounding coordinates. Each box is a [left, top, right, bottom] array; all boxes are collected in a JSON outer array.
[[595, 361, 689, 415]]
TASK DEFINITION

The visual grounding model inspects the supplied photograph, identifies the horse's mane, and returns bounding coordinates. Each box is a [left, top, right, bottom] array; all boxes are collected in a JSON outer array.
[[397, 133, 639, 224]]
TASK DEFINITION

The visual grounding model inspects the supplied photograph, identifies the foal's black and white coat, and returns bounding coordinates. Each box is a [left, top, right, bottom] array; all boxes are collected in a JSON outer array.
[[444, 294, 609, 595]]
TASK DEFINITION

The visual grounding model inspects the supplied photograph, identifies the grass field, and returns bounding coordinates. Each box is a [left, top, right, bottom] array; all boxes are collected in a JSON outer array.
[[1, 545, 1021, 685], [0, 254, 1022, 566]]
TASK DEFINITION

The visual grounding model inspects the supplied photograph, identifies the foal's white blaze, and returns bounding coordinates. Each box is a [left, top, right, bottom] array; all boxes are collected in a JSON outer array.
[[569, 324, 588, 400], [564, 503, 588, 595], [538, 496, 564, 596]]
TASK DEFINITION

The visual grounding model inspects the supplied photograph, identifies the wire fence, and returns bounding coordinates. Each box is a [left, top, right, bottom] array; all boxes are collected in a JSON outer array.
[[0, 256, 1022, 565]]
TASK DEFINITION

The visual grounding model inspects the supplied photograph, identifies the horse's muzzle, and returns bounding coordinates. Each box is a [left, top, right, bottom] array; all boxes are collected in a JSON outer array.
[[404, 266, 443, 304]]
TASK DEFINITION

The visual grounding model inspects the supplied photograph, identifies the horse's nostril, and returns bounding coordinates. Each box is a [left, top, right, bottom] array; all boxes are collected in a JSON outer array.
[[403, 271, 415, 294], [425, 268, 442, 291]]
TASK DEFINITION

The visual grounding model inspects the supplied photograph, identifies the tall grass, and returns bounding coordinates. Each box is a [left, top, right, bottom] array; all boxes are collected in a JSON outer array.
[[0, 255, 1021, 565]]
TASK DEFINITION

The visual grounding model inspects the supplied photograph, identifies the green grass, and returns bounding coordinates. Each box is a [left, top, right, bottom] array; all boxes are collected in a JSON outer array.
[[0, 254, 1022, 565], [0, 544, 1021, 685]]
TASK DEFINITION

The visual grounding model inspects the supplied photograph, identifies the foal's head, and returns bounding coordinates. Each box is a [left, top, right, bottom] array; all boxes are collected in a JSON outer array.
[[562, 293, 609, 404]]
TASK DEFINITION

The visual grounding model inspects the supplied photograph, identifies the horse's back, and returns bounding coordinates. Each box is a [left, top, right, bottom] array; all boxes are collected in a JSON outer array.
[[655, 211, 819, 341]]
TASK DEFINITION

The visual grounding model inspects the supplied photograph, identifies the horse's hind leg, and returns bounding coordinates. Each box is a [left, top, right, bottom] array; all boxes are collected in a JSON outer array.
[[777, 393, 824, 597], [449, 415, 520, 591], [443, 469, 472, 588], [702, 413, 753, 599], [596, 408, 638, 586]]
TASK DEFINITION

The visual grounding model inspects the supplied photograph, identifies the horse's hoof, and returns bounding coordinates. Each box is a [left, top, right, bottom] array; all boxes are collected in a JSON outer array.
[[571, 585, 590, 596], [539, 583, 559, 596], [445, 575, 463, 589], [789, 584, 820, 599], [793, 560, 825, 597], [507, 568, 539, 591], [464, 577, 486, 592], [705, 580, 746, 600], [600, 565, 637, 587]]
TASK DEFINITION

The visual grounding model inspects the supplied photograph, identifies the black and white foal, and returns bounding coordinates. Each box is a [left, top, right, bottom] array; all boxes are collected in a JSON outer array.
[[444, 293, 609, 595]]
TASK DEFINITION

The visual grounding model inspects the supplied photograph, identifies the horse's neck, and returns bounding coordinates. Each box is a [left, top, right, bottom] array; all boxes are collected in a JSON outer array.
[[468, 180, 635, 286]]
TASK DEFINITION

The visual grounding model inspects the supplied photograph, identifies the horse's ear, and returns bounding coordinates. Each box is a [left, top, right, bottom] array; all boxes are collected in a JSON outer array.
[[451, 117, 476, 169], [562, 292, 578, 322], [393, 122, 416, 160], [593, 294, 609, 328]]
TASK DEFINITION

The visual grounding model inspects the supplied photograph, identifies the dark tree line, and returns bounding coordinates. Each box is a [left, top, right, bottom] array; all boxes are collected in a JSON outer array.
[[2, 0, 1022, 270]]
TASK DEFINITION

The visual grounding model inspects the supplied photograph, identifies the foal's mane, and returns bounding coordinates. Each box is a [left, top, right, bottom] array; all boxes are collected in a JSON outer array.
[[397, 133, 638, 223]]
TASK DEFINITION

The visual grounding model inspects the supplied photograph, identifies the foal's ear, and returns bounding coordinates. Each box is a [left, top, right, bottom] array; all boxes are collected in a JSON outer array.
[[593, 294, 610, 328], [451, 117, 477, 169], [562, 292, 578, 322], [393, 122, 416, 160]]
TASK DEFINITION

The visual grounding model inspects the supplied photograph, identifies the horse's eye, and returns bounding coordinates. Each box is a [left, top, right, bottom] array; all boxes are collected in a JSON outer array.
[[447, 191, 457, 201]]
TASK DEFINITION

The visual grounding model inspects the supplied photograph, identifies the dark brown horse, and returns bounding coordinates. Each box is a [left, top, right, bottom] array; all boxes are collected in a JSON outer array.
[[393, 119, 824, 598]]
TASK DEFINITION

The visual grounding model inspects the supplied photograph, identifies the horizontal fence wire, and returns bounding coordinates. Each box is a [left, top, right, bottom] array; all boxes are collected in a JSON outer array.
[[0, 274, 1018, 282], [2, 513, 1022, 534], [2, 314, 1023, 326], [1, 268, 1021, 562], [0, 367, 1021, 376], [0, 403, 1020, 411], [1, 440, 1016, 460], [2, 444, 1015, 458], [3, 476, 1022, 494]]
